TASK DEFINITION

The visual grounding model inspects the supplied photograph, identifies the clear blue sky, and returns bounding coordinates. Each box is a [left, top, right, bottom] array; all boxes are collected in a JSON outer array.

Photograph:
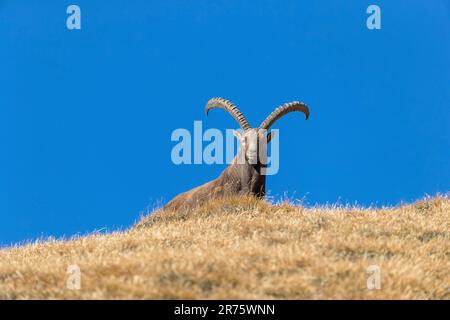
[[1, 1, 449, 246]]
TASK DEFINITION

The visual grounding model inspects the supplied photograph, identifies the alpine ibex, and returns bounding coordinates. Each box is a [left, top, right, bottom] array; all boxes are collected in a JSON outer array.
[[164, 97, 309, 211]]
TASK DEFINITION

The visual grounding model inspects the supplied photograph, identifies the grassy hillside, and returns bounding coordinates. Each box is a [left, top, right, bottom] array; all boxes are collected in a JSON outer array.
[[0, 195, 449, 299]]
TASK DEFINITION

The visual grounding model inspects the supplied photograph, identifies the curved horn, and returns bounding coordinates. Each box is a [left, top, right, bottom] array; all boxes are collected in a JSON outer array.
[[205, 97, 251, 131], [259, 101, 309, 129]]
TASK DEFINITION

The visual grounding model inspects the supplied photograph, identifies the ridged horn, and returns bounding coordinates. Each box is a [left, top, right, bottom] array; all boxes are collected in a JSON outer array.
[[205, 97, 251, 131], [259, 101, 309, 129]]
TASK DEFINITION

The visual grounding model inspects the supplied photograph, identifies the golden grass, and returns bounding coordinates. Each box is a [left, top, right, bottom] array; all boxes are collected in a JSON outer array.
[[0, 194, 449, 299]]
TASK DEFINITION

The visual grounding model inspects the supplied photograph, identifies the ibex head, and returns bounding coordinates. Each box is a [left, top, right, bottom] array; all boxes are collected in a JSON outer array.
[[205, 97, 309, 165]]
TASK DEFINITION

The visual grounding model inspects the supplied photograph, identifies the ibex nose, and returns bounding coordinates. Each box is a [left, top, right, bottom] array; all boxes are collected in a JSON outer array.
[[247, 152, 258, 165]]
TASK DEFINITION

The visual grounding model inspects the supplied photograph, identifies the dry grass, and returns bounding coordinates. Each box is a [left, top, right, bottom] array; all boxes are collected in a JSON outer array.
[[0, 194, 449, 299]]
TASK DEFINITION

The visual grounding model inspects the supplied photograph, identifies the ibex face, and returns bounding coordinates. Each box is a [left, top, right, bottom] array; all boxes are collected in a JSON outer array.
[[232, 128, 273, 166]]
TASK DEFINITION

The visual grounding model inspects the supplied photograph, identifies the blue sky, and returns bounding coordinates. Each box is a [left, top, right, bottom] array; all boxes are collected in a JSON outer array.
[[1, 1, 449, 246]]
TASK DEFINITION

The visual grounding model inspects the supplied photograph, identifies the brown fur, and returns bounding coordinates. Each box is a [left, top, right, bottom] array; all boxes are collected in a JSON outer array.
[[164, 148, 266, 212]]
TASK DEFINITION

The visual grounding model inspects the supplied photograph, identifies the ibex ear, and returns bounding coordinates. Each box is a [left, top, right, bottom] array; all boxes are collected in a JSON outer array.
[[232, 130, 242, 141], [267, 131, 276, 143]]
